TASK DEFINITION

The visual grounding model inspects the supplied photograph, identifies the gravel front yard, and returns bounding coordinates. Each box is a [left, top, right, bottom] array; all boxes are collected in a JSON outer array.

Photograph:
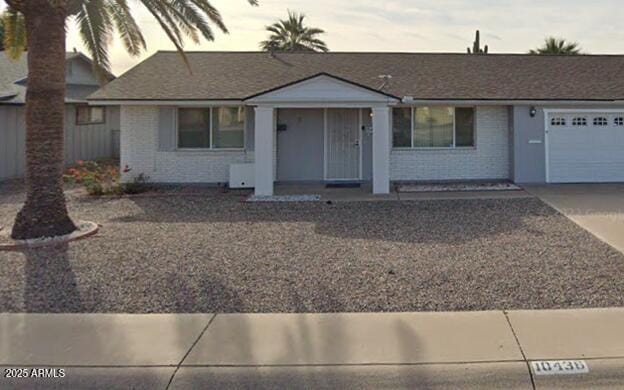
[[1, 186, 624, 313]]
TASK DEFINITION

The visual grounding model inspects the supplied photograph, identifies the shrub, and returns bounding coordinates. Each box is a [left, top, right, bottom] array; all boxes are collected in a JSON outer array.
[[64, 161, 149, 195], [122, 173, 150, 194]]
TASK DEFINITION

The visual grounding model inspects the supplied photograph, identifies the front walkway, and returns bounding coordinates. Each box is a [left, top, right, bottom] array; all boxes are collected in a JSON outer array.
[[2, 309, 624, 389], [526, 184, 624, 253]]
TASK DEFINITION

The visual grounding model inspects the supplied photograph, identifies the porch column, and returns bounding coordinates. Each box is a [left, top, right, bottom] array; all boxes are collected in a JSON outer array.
[[372, 106, 391, 194], [254, 106, 274, 196]]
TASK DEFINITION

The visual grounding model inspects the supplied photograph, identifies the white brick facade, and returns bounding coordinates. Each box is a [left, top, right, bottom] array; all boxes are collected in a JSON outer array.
[[120, 106, 253, 183], [121, 105, 511, 184], [390, 106, 510, 181]]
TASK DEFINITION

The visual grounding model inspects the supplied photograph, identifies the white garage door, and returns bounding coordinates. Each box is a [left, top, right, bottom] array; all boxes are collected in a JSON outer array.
[[547, 111, 624, 183]]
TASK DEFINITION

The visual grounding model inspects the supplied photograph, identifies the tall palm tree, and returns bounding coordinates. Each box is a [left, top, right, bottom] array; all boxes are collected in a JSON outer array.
[[530, 37, 581, 55], [260, 10, 328, 52], [3, 0, 257, 240]]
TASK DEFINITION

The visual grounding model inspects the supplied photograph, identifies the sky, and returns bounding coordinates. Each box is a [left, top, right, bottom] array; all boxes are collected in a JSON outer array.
[[4, 0, 624, 75]]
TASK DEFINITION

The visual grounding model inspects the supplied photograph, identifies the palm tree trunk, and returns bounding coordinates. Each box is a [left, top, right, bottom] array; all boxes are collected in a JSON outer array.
[[11, 3, 77, 239]]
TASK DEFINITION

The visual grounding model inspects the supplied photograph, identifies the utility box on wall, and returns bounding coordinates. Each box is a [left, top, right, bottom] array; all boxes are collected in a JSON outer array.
[[229, 163, 255, 188]]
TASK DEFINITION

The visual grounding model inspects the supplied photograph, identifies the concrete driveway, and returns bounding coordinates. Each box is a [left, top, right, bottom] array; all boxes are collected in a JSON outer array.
[[526, 184, 624, 254]]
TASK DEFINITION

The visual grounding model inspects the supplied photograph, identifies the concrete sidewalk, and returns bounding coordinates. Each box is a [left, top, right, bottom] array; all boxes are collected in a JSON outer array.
[[2, 309, 624, 389]]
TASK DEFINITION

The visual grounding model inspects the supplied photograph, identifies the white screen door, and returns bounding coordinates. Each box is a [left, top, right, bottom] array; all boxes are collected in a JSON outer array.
[[325, 108, 360, 180]]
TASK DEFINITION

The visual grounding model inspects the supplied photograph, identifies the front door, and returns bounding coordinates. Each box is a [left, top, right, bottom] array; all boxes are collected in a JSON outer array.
[[325, 108, 360, 180]]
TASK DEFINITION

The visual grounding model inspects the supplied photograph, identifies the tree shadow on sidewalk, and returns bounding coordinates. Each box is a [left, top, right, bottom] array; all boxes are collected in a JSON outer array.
[[170, 278, 431, 388]]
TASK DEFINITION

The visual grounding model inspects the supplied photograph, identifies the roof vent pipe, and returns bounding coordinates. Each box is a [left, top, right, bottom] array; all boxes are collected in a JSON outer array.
[[378, 74, 392, 90]]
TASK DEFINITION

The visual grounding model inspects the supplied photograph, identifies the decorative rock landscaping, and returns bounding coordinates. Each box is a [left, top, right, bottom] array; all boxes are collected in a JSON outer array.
[[1, 186, 623, 313], [397, 182, 522, 193]]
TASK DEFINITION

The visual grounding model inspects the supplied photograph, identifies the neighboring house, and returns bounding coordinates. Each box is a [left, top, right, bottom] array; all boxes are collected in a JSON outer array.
[[88, 51, 624, 195], [0, 51, 121, 180]]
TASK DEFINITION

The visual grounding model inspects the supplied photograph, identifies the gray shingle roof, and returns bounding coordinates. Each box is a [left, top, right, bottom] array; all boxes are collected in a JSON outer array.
[[89, 51, 624, 102], [0, 52, 28, 102], [0, 51, 112, 104]]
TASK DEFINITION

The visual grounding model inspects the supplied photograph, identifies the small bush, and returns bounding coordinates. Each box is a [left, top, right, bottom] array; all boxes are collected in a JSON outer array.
[[64, 161, 149, 196], [122, 173, 150, 194]]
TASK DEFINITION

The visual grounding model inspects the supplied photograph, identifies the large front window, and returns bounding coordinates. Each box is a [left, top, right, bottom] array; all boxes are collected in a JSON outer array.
[[177, 107, 245, 149], [392, 107, 475, 148]]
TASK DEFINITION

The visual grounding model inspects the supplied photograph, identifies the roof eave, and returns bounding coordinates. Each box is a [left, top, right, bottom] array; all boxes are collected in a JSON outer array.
[[86, 98, 245, 106], [401, 98, 624, 105]]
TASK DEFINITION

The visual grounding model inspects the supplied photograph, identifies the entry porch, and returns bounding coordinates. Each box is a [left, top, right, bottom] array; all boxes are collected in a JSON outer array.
[[246, 73, 399, 196]]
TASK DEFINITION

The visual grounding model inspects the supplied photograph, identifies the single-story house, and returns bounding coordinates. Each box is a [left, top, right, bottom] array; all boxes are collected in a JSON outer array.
[[0, 51, 121, 180], [88, 51, 624, 195]]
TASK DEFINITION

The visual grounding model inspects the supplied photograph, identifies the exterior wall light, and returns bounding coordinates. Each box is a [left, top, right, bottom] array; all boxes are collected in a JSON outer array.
[[530, 106, 537, 117]]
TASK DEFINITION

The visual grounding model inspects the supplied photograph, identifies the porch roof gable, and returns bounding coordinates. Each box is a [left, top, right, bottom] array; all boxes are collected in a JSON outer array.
[[244, 72, 400, 105]]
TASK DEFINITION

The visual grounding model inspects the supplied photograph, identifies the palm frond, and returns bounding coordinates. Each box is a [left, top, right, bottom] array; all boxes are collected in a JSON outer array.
[[301, 27, 324, 36], [159, 1, 202, 43], [69, 0, 256, 74], [168, 0, 212, 42], [106, 0, 145, 57], [140, 0, 185, 45], [76, 0, 114, 78], [2, 9, 27, 60], [138, 0, 251, 71], [139, 0, 190, 68], [187, 0, 227, 35], [0, 16, 4, 51], [266, 24, 283, 36], [530, 36, 581, 55]]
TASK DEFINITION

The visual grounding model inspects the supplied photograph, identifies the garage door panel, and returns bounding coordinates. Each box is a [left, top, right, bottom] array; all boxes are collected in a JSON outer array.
[[547, 112, 624, 183]]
